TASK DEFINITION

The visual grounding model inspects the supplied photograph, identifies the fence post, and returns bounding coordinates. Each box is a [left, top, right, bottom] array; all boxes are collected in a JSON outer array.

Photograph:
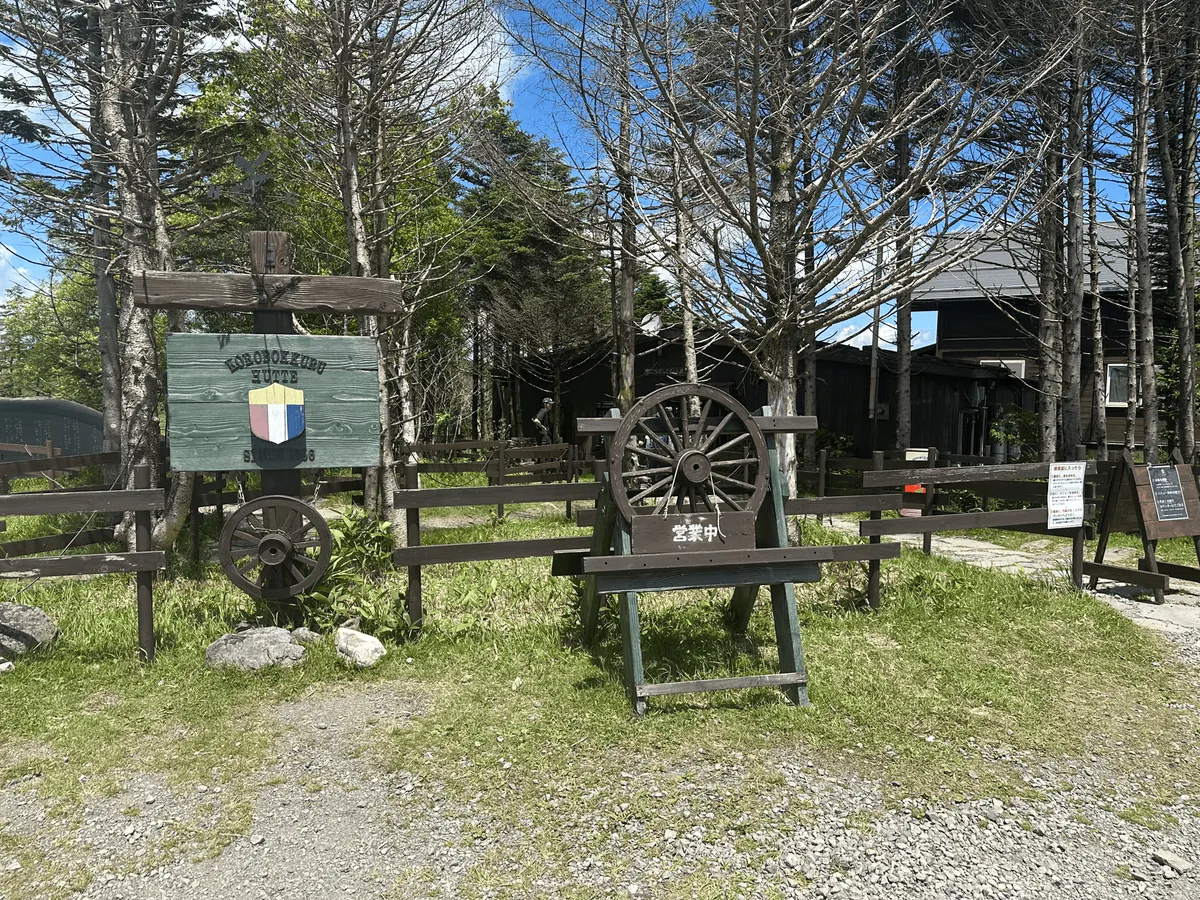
[[868, 450, 883, 609], [404, 461, 423, 628], [134, 465, 155, 663], [496, 445, 506, 518], [1072, 444, 1087, 590], [922, 447, 938, 555], [817, 449, 827, 497], [189, 477, 203, 565], [565, 444, 575, 520]]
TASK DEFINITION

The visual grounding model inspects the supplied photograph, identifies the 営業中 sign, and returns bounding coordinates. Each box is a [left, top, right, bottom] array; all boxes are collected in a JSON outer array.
[[166, 333, 380, 471]]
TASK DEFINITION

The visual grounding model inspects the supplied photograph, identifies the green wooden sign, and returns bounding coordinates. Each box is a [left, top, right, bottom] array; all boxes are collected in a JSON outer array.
[[166, 334, 380, 472]]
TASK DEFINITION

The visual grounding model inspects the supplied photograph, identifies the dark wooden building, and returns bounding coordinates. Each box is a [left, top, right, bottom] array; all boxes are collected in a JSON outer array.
[[505, 328, 1017, 457], [912, 222, 1171, 450]]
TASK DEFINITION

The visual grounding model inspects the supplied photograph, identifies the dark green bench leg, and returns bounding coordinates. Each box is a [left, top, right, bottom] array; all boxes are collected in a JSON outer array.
[[614, 516, 647, 715]]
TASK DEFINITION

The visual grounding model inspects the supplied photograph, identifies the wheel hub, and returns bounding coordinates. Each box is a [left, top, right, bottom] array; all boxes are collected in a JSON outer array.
[[678, 449, 712, 485], [257, 532, 293, 566]]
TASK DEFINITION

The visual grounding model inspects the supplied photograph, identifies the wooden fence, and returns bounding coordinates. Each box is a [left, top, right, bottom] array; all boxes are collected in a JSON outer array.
[[0, 463, 165, 660], [857, 448, 1098, 589]]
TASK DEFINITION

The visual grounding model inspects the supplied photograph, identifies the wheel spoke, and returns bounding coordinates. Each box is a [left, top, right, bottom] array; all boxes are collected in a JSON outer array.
[[656, 402, 684, 454], [709, 458, 757, 467], [620, 465, 674, 479], [630, 474, 674, 505], [232, 527, 262, 544], [653, 485, 676, 514], [636, 420, 676, 457], [293, 538, 324, 551], [237, 558, 260, 579], [698, 412, 736, 453], [707, 431, 750, 458], [712, 471, 756, 491], [292, 553, 318, 569], [712, 482, 744, 510], [624, 440, 674, 466], [286, 561, 306, 585]]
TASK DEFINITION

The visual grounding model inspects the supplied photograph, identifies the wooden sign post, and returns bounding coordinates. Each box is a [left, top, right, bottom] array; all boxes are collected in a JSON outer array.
[[136, 231, 405, 600], [1088, 447, 1200, 603]]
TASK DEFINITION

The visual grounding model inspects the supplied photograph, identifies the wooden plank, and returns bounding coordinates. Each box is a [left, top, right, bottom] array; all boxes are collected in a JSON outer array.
[[583, 543, 897, 574], [392, 482, 598, 509], [0, 551, 166, 578], [392, 536, 591, 566], [0, 528, 115, 558], [785, 494, 904, 515], [134, 271, 407, 314], [595, 561, 822, 594], [636, 671, 808, 698], [0, 451, 121, 478], [552, 548, 588, 577], [863, 461, 1097, 488], [1138, 558, 1200, 583], [412, 441, 504, 452], [631, 511, 757, 553], [858, 507, 1049, 536], [0, 489, 164, 516], [1082, 561, 1170, 590], [1130, 462, 1200, 541]]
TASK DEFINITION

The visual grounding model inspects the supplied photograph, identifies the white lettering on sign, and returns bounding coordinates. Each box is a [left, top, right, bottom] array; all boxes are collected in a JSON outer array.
[[672, 521, 721, 543], [1046, 461, 1087, 530]]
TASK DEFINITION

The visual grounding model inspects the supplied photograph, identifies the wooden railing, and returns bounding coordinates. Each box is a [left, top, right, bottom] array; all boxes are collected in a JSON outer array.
[[0, 464, 165, 660]]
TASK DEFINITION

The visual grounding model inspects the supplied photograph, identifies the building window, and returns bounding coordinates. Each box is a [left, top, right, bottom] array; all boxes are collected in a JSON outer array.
[[979, 359, 1027, 379], [1106, 363, 1131, 406]]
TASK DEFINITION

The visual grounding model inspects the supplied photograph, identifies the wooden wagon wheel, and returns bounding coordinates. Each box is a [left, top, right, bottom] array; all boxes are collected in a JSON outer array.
[[607, 384, 770, 523], [218, 495, 332, 600]]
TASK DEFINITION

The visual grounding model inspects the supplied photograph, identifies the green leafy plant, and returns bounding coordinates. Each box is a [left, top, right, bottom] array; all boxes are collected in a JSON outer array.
[[989, 406, 1038, 462], [265, 505, 414, 642]]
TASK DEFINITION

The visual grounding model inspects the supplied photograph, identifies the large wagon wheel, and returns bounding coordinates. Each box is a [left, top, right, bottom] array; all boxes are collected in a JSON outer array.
[[218, 495, 332, 600], [608, 384, 769, 523]]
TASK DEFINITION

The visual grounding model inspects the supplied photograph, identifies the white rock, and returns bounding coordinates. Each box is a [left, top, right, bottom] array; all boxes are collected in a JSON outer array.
[[5, 859, 21, 872], [0, 602, 58, 657], [0, 661, 14, 675], [205, 627, 304, 671], [1152, 850, 1193, 875], [336, 627, 387, 668]]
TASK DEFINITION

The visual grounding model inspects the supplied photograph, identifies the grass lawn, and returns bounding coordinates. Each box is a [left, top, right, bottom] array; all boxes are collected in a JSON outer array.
[[1, 511, 1198, 895]]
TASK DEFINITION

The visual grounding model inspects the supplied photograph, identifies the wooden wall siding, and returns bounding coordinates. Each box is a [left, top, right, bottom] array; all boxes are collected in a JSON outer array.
[[166, 334, 381, 471]]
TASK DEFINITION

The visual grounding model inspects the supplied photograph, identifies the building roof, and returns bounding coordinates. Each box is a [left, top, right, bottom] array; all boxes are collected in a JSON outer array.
[[912, 222, 1129, 308]]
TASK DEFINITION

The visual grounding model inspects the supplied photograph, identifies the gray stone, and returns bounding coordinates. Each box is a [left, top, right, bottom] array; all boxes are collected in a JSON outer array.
[[1151, 850, 1193, 875], [205, 627, 305, 671], [0, 602, 58, 657], [336, 627, 386, 668], [291, 626, 322, 646], [0, 661, 14, 674], [783, 852, 803, 870]]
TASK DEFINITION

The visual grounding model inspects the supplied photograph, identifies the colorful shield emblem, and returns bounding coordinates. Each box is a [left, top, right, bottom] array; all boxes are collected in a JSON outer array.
[[248, 384, 305, 444]]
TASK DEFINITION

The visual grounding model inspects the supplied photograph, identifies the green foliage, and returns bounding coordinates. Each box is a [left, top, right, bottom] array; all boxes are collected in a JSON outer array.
[[989, 405, 1038, 461], [288, 506, 414, 642], [0, 272, 101, 407]]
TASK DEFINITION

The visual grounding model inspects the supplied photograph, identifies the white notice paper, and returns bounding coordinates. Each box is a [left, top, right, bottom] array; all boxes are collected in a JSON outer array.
[[1046, 461, 1087, 530]]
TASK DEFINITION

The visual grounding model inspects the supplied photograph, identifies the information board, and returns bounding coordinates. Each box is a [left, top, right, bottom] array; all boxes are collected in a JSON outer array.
[[1148, 465, 1189, 521], [166, 334, 381, 471], [1046, 461, 1086, 529]]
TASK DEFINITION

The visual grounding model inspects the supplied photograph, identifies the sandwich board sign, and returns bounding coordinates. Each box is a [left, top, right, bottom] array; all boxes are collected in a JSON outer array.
[[165, 333, 381, 471]]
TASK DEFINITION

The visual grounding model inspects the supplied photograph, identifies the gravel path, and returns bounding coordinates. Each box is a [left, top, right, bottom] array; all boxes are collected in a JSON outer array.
[[1, 527, 1198, 899]]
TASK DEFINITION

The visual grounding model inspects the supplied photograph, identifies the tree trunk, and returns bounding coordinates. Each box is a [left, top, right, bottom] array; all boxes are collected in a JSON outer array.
[[1134, 0, 1159, 460], [764, 325, 799, 491], [615, 20, 637, 413], [1152, 59, 1192, 458], [1061, 39, 1085, 454], [1037, 147, 1062, 461], [1087, 91, 1106, 460], [1126, 226, 1138, 451]]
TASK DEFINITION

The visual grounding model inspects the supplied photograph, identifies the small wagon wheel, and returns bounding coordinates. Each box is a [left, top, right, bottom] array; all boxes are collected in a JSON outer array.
[[218, 495, 332, 600], [607, 384, 770, 523]]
